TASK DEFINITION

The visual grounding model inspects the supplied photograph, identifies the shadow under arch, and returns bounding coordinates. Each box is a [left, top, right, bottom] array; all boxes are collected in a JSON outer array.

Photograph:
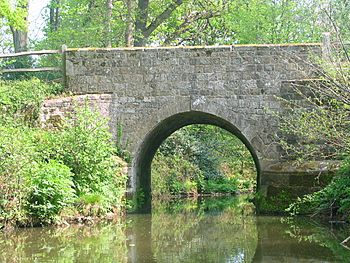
[[133, 110, 261, 208]]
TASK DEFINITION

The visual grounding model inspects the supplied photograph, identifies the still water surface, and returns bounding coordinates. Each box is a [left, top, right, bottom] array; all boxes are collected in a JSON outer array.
[[0, 196, 349, 262]]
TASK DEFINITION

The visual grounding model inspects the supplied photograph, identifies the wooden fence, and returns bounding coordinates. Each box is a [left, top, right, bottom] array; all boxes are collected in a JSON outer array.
[[0, 45, 66, 74]]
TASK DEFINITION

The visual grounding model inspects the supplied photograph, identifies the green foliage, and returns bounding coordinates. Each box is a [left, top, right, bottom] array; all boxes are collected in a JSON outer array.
[[287, 159, 350, 220], [0, 125, 37, 225], [33, 106, 127, 213], [0, 78, 63, 125], [78, 193, 104, 206], [51, 107, 125, 201], [0, 0, 28, 30], [203, 178, 238, 194], [323, 0, 350, 41], [0, 79, 127, 226], [36, 0, 127, 49], [277, 26, 350, 162], [26, 161, 76, 223], [226, 0, 321, 44], [152, 154, 203, 196], [35, 0, 324, 50], [152, 125, 256, 197], [276, 28, 350, 219], [255, 190, 295, 214]]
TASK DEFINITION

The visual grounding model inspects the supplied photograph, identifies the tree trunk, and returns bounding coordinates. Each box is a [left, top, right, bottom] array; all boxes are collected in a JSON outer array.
[[10, 1, 29, 52], [49, 0, 60, 31], [10, 27, 28, 53], [124, 0, 134, 47], [106, 0, 113, 47], [134, 0, 149, 47]]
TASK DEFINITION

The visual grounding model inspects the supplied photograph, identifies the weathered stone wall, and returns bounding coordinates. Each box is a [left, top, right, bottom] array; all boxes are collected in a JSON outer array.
[[41, 44, 330, 198], [41, 94, 113, 128]]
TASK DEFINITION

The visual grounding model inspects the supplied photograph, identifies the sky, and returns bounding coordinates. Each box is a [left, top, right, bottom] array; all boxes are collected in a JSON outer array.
[[28, 0, 50, 41]]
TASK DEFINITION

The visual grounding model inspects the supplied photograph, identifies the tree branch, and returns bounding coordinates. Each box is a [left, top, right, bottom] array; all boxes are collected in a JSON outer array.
[[143, 0, 183, 38], [163, 10, 220, 45]]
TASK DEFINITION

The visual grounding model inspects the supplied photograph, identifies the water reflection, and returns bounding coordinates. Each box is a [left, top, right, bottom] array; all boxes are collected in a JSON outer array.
[[149, 196, 258, 263], [0, 196, 350, 262], [0, 223, 128, 263]]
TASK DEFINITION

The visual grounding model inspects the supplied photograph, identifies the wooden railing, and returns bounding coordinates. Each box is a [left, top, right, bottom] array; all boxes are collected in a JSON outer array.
[[0, 45, 66, 74]]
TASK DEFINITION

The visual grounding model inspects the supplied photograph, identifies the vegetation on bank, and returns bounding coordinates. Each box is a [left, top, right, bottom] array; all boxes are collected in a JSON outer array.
[[278, 39, 350, 221], [0, 78, 127, 228], [151, 125, 256, 197]]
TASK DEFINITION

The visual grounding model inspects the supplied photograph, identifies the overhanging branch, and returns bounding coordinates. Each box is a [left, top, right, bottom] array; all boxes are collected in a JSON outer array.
[[143, 0, 183, 38]]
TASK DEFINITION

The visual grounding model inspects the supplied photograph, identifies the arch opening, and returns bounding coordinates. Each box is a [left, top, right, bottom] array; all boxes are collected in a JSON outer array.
[[133, 111, 261, 204]]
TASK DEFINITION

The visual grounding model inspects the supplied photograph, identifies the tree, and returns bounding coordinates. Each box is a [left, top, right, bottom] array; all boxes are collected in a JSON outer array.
[[225, 0, 322, 44], [0, 0, 29, 52], [319, 0, 350, 41], [279, 18, 350, 219], [49, 0, 60, 32], [38, 0, 228, 48]]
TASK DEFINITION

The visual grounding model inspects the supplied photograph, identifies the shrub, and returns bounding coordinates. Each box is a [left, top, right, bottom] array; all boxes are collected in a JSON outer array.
[[152, 154, 203, 196], [287, 159, 350, 220], [0, 78, 63, 125], [37, 106, 127, 211], [0, 79, 127, 225], [203, 178, 238, 194], [26, 161, 76, 223], [0, 125, 38, 226]]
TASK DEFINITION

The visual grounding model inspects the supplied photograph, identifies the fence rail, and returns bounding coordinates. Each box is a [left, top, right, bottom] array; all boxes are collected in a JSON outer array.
[[1, 67, 62, 73], [0, 45, 66, 75], [0, 50, 61, 59]]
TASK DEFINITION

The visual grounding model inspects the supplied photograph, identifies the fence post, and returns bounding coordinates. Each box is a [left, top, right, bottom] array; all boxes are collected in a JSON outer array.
[[61, 44, 67, 89], [322, 32, 331, 61]]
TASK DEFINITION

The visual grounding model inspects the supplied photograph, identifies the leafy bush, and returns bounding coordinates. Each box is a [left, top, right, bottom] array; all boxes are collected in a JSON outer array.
[[0, 79, 127, 225], [287, 159, 350, 220], [152, 154, 203, 196], [0, 78, 63, 125], [53, 107, 126, 208], [26, 161, 76, 223], [203, 178, 238, 194], [0, 125, 39, 226]]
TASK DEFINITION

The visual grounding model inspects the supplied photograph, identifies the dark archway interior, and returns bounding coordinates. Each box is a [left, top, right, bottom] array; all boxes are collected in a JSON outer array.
[[135, 111, 261, 202]]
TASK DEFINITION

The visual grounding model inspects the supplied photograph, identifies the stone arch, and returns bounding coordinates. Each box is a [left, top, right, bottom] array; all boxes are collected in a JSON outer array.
[[131, 110, 261, 202]]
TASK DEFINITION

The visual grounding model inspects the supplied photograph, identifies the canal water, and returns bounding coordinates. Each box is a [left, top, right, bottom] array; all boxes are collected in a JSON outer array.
[[1, 196, 349, 262]]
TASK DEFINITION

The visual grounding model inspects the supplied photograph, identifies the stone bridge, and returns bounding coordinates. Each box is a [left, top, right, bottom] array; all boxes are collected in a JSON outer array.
[[41, 43, 335, 200]]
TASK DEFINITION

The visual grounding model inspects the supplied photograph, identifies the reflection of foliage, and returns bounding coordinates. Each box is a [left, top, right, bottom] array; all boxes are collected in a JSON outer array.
[[255, 190, 295, 214], [0, 222, 127, 263], [282, 217, 350, 262], [152, 125, 256, 196], [151, 196, 257, 263]]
